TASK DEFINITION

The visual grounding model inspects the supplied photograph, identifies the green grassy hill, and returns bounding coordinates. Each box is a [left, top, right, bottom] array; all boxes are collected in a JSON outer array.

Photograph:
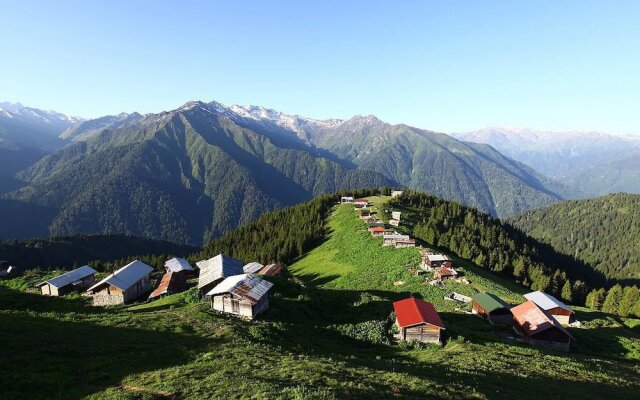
[[1, 197, 639, 399]]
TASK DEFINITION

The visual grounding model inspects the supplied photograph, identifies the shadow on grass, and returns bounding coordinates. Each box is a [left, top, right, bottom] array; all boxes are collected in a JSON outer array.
[[0, 286, 210, 400]]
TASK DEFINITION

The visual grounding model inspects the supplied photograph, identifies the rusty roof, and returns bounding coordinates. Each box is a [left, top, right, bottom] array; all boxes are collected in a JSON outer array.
[[149, 271, 187, 299], [436, 266, 457, 277], [206, 273, 273, 304], [258, 263, 283, 277], [511, 300, 573, 339]]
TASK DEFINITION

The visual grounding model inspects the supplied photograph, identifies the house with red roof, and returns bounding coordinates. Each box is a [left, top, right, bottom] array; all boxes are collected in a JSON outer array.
[[368, 226, 385, 236], [511, 300, 574, 352], [392, 298, 446, 344]]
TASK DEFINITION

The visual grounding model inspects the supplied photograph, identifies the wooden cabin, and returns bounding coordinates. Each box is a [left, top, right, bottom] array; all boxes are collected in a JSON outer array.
[[353, 198, 369, 208], [367, 221, 385, 228], [393, 298, 445, 344], [524, 291, 575, 325], [196, 254, 244, 296], [391, 211, 402, 220], [340, 196, 354, 203], [243, 262, 265, 274], [164, 257, 194, 276], [258, 263, 283, 277], [149, 271, 187, 300], [394, 239, 416, 248], [36, 265, 97, 296], [383, 234, 410, 246], [472, 292, 512, 324], [511, 300, 573, 352], [434, 266, 458, 281], [359, 210, 372, 219], [207, 273, 273, 319], [369, 226, 385, 237], [86, 260, 153, 306], [421, 254, 449, 270]]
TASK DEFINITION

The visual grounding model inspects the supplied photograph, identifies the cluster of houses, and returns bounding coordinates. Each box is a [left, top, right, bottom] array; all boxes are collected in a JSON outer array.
[[35, 254, 283, 320], [393, 290, 575, 351]]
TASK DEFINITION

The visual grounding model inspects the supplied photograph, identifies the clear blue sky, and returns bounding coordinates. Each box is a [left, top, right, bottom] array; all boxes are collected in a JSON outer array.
[[1, 1, 639, 134]]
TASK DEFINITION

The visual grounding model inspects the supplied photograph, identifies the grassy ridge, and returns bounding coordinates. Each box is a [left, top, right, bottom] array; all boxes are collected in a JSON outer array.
[[1, 200, 639, 399]]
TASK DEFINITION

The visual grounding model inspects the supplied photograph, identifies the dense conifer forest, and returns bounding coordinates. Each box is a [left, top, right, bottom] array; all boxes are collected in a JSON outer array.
[[510, 193, 640, 281]]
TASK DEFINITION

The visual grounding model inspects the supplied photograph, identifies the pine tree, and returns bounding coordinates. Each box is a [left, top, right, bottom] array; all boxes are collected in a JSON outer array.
[[618, 286, 640, 317], [561, 279, 573, 303], [586, 288, 606, 310], [633, 298, 640, 318], [602, 284, 624, 314]]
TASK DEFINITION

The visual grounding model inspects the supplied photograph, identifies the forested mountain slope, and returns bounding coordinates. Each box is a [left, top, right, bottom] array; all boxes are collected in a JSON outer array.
[[0, 103, 80, 194], [1, 102, 390, 245], [0, 234, 197, 272], [234, 108, 567, 217], [511, 193, 640, 281]]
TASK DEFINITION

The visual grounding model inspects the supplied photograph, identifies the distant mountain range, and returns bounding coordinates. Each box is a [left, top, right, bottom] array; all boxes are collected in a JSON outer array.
[[453, 127, 640, 197], [0, 100, 632, 245]]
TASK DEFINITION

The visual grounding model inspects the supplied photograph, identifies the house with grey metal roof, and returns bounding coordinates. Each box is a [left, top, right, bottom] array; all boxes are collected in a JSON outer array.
[[524, 291, 575, 325], [164, 257, 194, 274], [196, 254, 244, 296], [36, 265, 97, 297], [206, 273, 273, 319], [86, 260, 153, 306], [243, 262, 265, 274]]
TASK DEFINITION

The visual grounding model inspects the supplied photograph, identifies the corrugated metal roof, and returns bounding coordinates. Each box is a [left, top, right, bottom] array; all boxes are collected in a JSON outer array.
[[524, 291, 573, 313], [258, 263, 282, 277], [196, 254, 244, 289], [87, 260, 153, 292], [472, 292, 509, 312], [511, 300, 573, 339], [164, 257, 194, 273], [393, 298, 445, 329], [427, 254, 448, 262], [206, 273, 273, 303], [36, 265, 96, 288], [243, 262, 264, 274], [149, 271, 187, 299]]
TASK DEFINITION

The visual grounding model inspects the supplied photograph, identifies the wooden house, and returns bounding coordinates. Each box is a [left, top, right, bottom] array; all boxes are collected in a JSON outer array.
[[207, 273, 273, 319], [383, 234, 410, 246], [471, 292, 512, 324], [391, 190, 403, 197], [258, 263, 283, 277], [196, 254, 244, 296], [421, 254, 449, 270], [149, 271, 187, 300], [86, 260, 153, 306], [340, 196, 354, 203], [434, 266, 458, 281], [369, 226, 385, 237], [511, 300, 573, 351], [393, 298, 445, 344], [391, 211, 402, 220], [524, 291, 575, 325], [164, 257, 194, 276], [243, 262, 265, 274], [353, 198, 369, 208], [367, 221, 385, 228], [36, 265, 97, 296], [359, 210, 372, 219], [394, 239, 416, 248]]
